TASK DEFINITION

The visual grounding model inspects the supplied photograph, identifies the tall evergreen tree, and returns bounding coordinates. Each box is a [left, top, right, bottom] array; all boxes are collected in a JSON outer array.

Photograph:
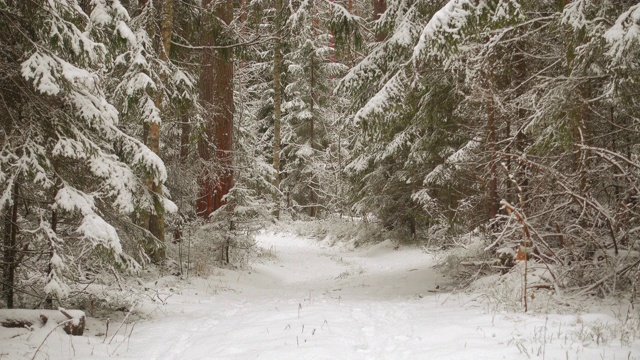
[[0, 0, 174, 306]]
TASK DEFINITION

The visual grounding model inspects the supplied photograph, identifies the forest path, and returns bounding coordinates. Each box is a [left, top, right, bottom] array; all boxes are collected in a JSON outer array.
[[25, 232, 636, 359], [104, 233, 530, 360]]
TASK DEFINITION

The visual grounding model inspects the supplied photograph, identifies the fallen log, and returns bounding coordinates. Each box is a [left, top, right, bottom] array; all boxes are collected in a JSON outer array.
[[0, 308, 85, 336]]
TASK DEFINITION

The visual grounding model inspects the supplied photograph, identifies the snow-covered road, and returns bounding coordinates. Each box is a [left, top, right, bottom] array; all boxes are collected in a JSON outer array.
[[4, 232, 638, 359]]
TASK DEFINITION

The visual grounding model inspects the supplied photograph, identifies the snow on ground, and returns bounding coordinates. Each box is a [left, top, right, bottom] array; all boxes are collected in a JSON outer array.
[[2, 232, 639, 359]]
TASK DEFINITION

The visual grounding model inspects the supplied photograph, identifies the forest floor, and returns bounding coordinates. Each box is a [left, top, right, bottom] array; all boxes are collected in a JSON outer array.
[[1, 230, 639, 359]]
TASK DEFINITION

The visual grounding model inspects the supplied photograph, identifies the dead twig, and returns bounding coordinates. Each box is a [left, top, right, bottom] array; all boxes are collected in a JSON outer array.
[[103, 318, 110, 343], [110, 266, 124, 292], [109, 303, 136, 344]]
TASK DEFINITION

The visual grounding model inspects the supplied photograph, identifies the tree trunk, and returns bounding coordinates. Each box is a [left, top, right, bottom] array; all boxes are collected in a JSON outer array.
[[45, 207, 57, 309], [138, 0, 172, 262], [272, 0, 283, 219], [160, 0, 174, 61], [179, 3, 192, 163], [197, 6, 215, 217], [198, 0, 235, 218], [2, 182, 18, 309], [562, 0, 589, 196], [145, 0, 175, 262], [487, 87, 499, 221], [211, 0, 235, 213], [512, 40, 529, 209], [180, 114, 191, 160], [373, 0, 386, 42], [308, 29, 317, 218]]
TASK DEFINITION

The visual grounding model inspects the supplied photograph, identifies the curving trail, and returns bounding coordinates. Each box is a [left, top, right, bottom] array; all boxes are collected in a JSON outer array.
[[13, 232, 638, 360], [105, 233, 526, 359]]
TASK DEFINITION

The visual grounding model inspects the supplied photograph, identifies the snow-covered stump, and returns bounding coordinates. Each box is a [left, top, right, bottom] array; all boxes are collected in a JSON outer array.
[[0, 308, 86, 336]]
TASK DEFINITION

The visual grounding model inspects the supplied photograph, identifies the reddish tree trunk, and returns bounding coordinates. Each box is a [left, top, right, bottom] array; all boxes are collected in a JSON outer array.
[[197, 0, 215, 217], [197, 0, 234, 218], [373, 0, 387, 42]]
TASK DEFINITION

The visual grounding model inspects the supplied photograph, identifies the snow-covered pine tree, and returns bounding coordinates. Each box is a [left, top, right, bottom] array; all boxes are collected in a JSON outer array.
[[0, 0, 175, 307], [277, 0, 361, 218], [341, 0, 640, 294], [237, 0, 361, 219], [337, 0, 479, 235], [99, 0, 198, 262]]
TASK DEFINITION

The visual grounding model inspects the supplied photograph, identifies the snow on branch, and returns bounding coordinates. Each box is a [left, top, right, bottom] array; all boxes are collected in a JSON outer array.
[[287, 0, 313, 31], [54, 185, 124, 255], [0, 175, 17, 215], [322, 0, 363, 48], [55, 186, 96, 216], [337, 7, 421, 95], [77, 214, 123, 254], [46, 3, 106, 62], [561, 0, 589, 30], [412, 0, 521, 62], [423, 137, 481, 185], [352, 68, 409, 126], [604, 4, 640, 63], [22, 51, 121, 130], [37, 217, 72, 299], [345, 153, 374, 175], [376, 125, 418, 162], [374, 0, 411, 32]]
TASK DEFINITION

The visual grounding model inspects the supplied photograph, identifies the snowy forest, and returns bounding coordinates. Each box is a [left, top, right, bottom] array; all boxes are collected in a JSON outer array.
[[1, 0, 640, 358]]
